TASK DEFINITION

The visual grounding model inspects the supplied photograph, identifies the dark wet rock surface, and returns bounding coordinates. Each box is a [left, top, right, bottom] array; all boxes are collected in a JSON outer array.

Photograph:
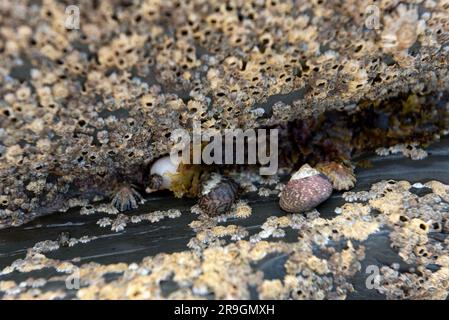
[[1, 138, 448, 299]]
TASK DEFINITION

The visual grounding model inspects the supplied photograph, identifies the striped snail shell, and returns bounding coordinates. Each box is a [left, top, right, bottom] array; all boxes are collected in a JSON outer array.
[[198, 173, 239, 216]]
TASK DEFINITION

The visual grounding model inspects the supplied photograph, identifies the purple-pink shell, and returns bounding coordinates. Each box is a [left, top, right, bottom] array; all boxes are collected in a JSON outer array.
[[280, 174, 333, 213]]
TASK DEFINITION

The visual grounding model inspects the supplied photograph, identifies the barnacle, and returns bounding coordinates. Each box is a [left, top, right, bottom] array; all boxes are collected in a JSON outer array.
[[316, 162, 356, 191], [233, 201, 252, 219], [380, 4, 424, 66], [111, 185, 144, 212]]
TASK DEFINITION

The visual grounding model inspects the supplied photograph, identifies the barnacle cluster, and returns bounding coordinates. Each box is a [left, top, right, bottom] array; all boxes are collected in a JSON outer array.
[[0, 0, 449, 226], [2, 178, 447, 300], [97, 208, 182, 232]]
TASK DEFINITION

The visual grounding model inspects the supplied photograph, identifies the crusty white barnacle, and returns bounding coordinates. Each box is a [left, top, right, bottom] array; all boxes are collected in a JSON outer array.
[[381, 4, 422, 56], [111, 185, 144, 212]]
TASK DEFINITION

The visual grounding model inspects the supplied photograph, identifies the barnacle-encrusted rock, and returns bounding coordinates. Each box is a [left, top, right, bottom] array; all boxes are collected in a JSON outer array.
[[1, 177, 449, 299], [0, 0, 448, 226], [198, 173, 239, 216], [279, 164, 333, 213]]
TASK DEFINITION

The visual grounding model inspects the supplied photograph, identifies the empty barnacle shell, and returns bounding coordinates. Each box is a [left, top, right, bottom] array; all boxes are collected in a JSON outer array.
[[279, 164, 333, 213], [315, 161, 356, 191], [198, 173, 239, 216], [111, 185, 144, 212]]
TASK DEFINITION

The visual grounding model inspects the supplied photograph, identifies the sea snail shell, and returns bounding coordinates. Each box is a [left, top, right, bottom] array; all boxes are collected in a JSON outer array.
[[198, 173, 239, 216], [279, 164, 333, 213]]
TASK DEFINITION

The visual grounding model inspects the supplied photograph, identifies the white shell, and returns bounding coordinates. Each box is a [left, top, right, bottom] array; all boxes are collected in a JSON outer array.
[[150, 156, 180, 189]]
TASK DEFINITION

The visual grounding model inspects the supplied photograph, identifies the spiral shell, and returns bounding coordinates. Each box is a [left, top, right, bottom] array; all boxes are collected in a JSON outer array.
[[198, 173, 239, 216], [279, 164, 333, 213]]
